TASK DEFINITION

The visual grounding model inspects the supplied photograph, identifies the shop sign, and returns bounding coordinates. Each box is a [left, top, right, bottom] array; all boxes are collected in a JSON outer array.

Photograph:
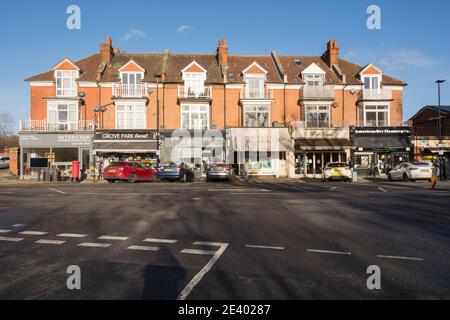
[[19, 133, 93, 148], [94, 130, 158, 141], [351, 127, 411, 136], [292, 127, 350, 139]]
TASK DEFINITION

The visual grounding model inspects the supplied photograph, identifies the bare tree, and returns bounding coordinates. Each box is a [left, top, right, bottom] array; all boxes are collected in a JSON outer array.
[[0, 112, 14, 135]]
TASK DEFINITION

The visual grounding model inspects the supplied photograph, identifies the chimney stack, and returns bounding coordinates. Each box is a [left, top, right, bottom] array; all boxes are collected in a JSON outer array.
[[100, 35, 114, 65], [326, 40, 339, 67], [217, 38, 228, 67]]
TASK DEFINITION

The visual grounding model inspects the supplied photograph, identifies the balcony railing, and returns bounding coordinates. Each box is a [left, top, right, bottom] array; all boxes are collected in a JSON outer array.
[[300, 86, 335, 100], [20, 120, 98, 132], [112, 84, 148, 98], [240, 86, 273, 100], [358, 89, 392, 101], [178, 85, 212, 99]]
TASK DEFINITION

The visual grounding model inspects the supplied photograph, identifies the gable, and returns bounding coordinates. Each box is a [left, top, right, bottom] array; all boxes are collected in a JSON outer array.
[[301, 63, 326, 75], [182, 61, 207, 73], [242, 62, 268, 75], [119, 60, 145, 73], [360, 64, 382, 75], [53, 58, 79, 71]]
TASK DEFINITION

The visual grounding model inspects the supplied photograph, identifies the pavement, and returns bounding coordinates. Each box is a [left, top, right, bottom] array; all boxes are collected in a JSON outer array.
[[0, 178, 449, 300]]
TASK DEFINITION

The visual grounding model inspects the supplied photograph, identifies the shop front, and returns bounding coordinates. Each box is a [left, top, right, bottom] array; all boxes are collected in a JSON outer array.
[[227, 127, 294, 177], [291, 125, 353, 178], [350, 127, 412, 174], [93, 130, 159, 171], [19, 133, 93, 179], [413, 138, 450, 179]]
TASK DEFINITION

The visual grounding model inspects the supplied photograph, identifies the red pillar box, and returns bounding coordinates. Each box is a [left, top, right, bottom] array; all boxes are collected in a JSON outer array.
[[72, 161, 80, 180]]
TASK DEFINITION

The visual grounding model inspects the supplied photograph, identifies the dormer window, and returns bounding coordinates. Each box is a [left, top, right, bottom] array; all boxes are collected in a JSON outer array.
[[245, 75, 265, 98], [304, 74, 324, 86], [363, 75, 381, 90], [116, 60, 146, 98], [359, 64, 383, 90], [55, 70, 78, 97], [181, 61, 208, 98]]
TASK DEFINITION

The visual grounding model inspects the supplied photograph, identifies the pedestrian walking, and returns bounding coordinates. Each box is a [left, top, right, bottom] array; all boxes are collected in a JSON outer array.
[[431, 163, 438, 190], [244, 160, 249, 183]]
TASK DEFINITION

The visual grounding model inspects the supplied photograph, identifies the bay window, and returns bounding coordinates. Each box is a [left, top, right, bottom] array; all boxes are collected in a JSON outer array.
[[47, 102, 78, 130], [116, 104, 146, 129], [244, 105, 270, 127], [305, 105, 331, 128], [364, 105, 389, 127], [55, 71, 78, 97], [181, 104, 209, 130]]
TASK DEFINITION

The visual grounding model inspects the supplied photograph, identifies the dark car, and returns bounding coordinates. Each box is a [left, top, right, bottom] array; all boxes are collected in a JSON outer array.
[[157, 163, 195, 182], [104, 161, 157, 183], [206, 164, 234, 182]]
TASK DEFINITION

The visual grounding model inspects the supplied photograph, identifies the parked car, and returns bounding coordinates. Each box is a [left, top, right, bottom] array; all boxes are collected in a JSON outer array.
[[206, 163, 234, 182], [0, 157, 10, 169], [104, 161, 157, 183], [157, 163, 195, 182], [323, 162, 352, 182], [388, 162, 433, 182]]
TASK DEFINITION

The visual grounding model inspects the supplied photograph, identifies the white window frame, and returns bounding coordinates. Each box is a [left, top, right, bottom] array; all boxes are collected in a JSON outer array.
[[244, 74, 265, 98], [183, 72, 206, 97], [362, 75, 382, 90], [304, 104, 331, 128], [363, 103, 390, 127], [115, 102, 147, 129], [55, 70, 79, 97], [303, 73, 325, 86], [243, 104, 271, 128], [47, 101, 79, 130], [180, 104, 209, 130]]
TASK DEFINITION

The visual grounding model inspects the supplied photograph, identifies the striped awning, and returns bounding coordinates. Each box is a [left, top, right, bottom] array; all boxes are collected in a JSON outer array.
[[228, 128, 294, 152]]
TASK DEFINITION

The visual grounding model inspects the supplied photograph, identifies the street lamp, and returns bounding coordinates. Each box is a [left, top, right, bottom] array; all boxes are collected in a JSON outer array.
[[436, 80, 446, 181]]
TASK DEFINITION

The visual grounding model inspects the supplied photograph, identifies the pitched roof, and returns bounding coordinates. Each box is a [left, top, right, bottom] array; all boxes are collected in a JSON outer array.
[[227, 55, 283, 83], [278, 56, 342, 84], [102, 53, 164, 82], [409, 105, 450, 121], [165, 53, 222, 83], [338, 59, 406, 86]]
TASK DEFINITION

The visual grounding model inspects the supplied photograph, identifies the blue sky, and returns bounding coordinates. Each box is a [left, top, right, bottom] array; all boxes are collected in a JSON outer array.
[[0, 0, 449, 131]]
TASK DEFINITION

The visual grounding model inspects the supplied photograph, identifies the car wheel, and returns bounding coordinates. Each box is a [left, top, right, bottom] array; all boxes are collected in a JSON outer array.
[[388, 174, 393, 182], [129, 174, 137, 184], [107, 180, 115, 183], [403, 173, 409, 182]]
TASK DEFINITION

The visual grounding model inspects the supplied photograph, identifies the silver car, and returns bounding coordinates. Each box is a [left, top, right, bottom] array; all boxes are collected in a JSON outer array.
[[0, 157, 10, 169], [388, 162, 433, 182]]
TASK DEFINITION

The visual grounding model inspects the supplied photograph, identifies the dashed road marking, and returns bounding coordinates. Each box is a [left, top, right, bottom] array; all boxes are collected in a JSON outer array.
[[19, 231, 48, 236], [0, 229, 12, 233], [377, 255, 424, 261], [246, 244, 285, 250], [181, 249, 216, 255], [192, 198, 201, 201], [378, 187, 389, 193], [127, 245, 160, 251], [307, 249, 352, 256], [330, 187, 337, 191], [98, 236, 129, 241], [35, 239, 66, 245], [12, 224, 26, 228], [0, 236, 24, 242], [177, 242, 229, 301], [48, 188, 66, 195], [143, 238, 178, 244], [57, 233, 87, 238], [78, 242, 111, 248]]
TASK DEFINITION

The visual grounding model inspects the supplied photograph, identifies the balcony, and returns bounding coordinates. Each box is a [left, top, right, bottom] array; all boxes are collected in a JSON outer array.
[[358, 89, 393, 101], [300, 86, 335, 101], [20, 120, 98, 132], [112, 84, 148, 98], [178, 85, 212, 100], [239, 86, 273, 100]]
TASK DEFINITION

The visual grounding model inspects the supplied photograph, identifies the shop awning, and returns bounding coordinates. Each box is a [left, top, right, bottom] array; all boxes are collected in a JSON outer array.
[[295, 139, 354, 151], [228, 128, 294, 152], [93, 141, 158, 153]]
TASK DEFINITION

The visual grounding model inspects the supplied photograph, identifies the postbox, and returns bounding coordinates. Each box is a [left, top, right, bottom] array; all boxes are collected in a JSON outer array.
[[72, 160, 80, 179]]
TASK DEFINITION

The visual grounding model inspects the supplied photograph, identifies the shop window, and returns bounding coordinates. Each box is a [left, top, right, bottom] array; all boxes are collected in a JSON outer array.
[[47, 103, 78, 130], [55, 70, 78, 97], [305, 105, 330, 128], [244, 105, 270, 127], [116, 104, 146, 129], [181, 105, 209, 130], [364, 105, 389, 127]]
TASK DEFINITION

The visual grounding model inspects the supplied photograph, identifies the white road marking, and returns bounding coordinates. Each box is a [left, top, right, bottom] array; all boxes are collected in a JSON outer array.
[[0, 229, 12, 233], [98, 236, 129, 241], [19, 231, 48, 236], [378, 187, 389, 193], [74, 192, 174, 196], [177, 242, 229, 301], [127, 245, 160, 251], [12, 224, 26, 228], [192, 198, 201, 201], [35, 239, 65, 245], [0, 236, 24, 242], [78, 242, 111, 248], [330, 187, 337, 191], [181, 249, 216, 255], [143, 238, 178, 244], [377, 255, 424, 261], [57, 233, 87, 238], [307, 249, 352, 256], [246, 244, 285, 250], [208, 189, 270, 192], [48, 188, 66, 195]]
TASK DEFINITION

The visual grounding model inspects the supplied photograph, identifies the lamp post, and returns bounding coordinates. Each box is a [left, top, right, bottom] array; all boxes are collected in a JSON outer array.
[[436, 80, 446, 180], [155, 75, 162, 163]]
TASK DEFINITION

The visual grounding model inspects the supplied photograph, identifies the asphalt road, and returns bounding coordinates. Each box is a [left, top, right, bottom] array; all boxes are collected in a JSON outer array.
[[0, 179, 449, 300]]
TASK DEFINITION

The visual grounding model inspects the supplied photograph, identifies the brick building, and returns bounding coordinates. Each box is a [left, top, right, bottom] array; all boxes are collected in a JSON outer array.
[[19, 36, 407, 179]]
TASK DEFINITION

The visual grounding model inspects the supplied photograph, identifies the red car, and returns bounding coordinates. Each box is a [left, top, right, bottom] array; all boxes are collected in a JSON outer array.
[[104, 161, 157, 183]]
